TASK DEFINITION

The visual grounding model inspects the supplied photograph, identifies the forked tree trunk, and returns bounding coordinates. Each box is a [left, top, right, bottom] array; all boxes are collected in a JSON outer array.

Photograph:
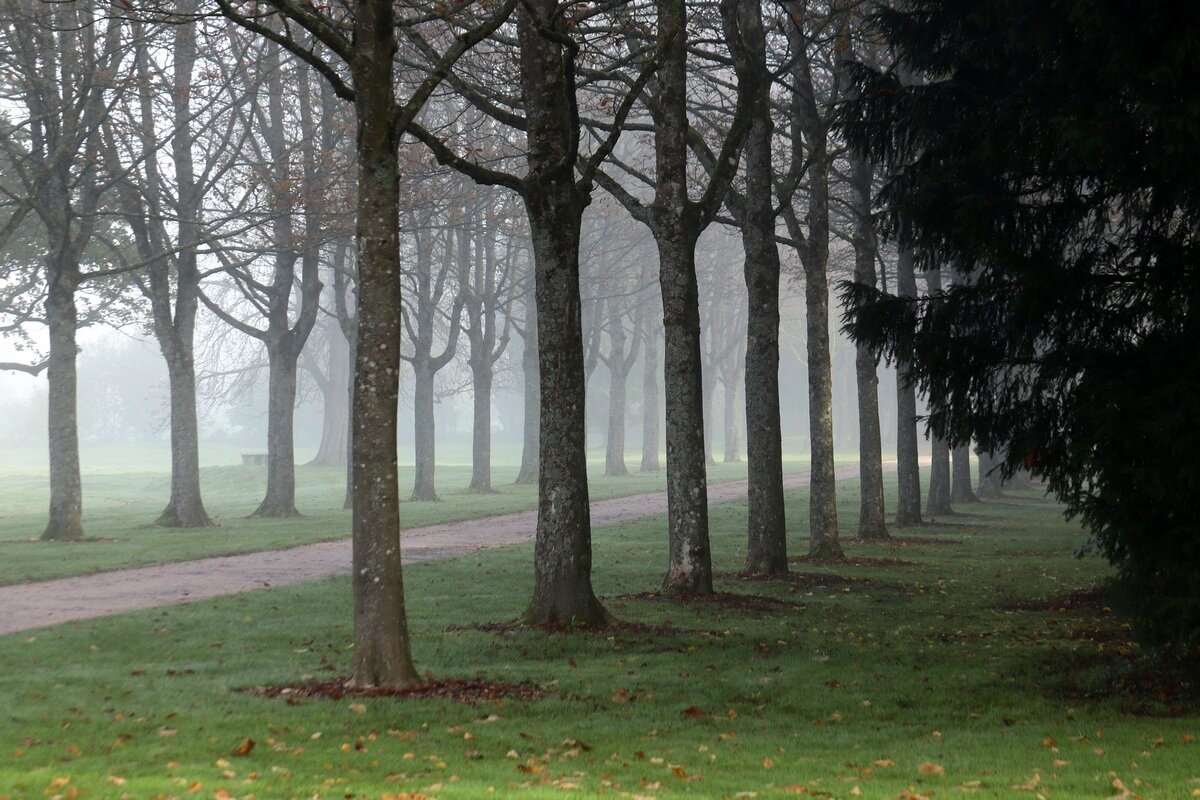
[[639, 319, 661, 473], [519, 0, 607, 625], [850, 153, 888, 540], [654, 0, 713, 594], [951, 444, 979, 504], [894, 247, 923, 526], [43, 273, 84, 541]]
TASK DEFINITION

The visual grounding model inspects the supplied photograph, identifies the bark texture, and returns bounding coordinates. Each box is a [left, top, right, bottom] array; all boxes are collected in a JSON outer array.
[[849, 153, 888, 540], [894, 247, 923, 525], [736, 0, 787, 574], [951, 444, 979, 504], [347, 0, 418, 687], [519, 0, 607, 625]]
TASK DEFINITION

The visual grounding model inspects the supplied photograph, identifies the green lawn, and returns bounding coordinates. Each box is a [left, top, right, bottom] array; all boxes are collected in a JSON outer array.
[[0, 445, 793, 585], [0, 478, 1195, 798]]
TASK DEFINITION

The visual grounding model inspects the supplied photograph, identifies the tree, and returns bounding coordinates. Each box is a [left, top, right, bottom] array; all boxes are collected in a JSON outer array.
[[597, 0, 752, 593], [778, 0, 845, 559], [404, 0, 668, 623], [848, 151, 889, 540], [218, 0, 512, 685], [200, 41, 325, 518], [106, 4, 246, 527], [840, 0, 1200, 648], [401, 207, 465, 502], [461, 188, 516, 493], [0, 0, 128, 540]]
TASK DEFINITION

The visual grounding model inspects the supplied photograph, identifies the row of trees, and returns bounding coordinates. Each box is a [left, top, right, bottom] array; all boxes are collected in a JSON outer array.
[[1, 0, 999, 685]]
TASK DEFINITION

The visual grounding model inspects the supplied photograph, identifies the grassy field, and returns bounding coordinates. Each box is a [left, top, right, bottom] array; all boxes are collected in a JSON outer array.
[[0, 444, 797, 585], [0, 477, 1196, 798]]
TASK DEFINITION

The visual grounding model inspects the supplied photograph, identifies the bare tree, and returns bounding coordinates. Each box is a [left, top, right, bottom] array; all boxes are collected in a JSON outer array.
[[217, 0, 514, 686], [0, 0, 128, 540], [461, 188, 516, 492], [401, 208, 464, 502], [596, 0, 752, 594], [200, 45, 324, 518]]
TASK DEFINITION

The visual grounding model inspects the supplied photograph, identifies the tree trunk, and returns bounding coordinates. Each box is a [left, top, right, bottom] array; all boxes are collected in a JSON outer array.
[[951, 444, 979, 503], [518, 0, 607, 625], [927, 437, 954, 517], [657, 224, 714, 593], [604, 315, 629, 477], [639, 319, 661, 473], [737, 0, 787, 572], [253, 347, 300, 517], [42, 273, 84, 541], [347, 0, 418, 687], [977, 449, 1004, 498], [653, 0, 713, 594], [411, 362, 438, 501], [894, 247, 923, 526], [515, 309, 539, 485], [343, 333, 355, 510], [850, 153, 888, 540], [469, 360, 494, 491], [922, 267, 953, 519], [722, 375, 740, 463], [158, 351, 212, 527], [310, 325, 350, 467]]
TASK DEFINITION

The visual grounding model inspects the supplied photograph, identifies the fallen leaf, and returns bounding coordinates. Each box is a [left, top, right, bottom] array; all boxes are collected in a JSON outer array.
[[917, 762, 945, 776], [1041, 737, 1056, 749], [763, 757, 774, 769], [681, 706, 706, 720], [1011, 771, 1041, 792], [349, 703, 367, 714], [613, 688, 630, 704], [231, 738, 255, 757], [874, 758, 896, 768]]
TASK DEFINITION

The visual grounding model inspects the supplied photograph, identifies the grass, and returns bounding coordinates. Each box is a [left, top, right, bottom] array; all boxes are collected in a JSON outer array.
[[0, 444, 803, 584], [0, 476, 1196, 799]]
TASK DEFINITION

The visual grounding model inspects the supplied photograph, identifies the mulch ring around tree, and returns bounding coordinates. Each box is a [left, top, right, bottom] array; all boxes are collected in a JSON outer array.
[[713, 570, 870, 589], [788, 555, 916, 568], [448, 620, 685, 637], [243, 677, 547, 704], [999, 584, 1111, 614], [875, 536, 964, 547], [613, 590, 806, 614], [1042, 648, 1200, 718]]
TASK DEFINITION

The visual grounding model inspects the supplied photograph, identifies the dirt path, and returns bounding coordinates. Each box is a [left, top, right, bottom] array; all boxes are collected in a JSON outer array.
[[0, 463, 876, 636]]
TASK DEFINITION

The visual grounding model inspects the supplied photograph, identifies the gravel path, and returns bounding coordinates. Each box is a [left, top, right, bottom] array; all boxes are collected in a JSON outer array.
[[0, 463, 876, 635]]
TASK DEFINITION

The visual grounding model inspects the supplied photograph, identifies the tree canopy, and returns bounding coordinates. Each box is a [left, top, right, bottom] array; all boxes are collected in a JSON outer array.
[[839, 0, 1200, 649]]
